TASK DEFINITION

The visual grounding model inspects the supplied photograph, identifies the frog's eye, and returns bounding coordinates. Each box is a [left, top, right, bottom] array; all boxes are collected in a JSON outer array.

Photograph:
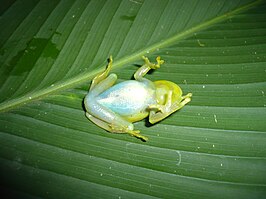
[[154, 80, 183, 104]]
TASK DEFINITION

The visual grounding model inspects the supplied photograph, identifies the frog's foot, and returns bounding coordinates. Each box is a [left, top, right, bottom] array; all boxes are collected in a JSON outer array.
[[142, 56, 164, 69], [109, 124, 148, 141], [127, 130, 148, 142], [109, 124, 128, 133]]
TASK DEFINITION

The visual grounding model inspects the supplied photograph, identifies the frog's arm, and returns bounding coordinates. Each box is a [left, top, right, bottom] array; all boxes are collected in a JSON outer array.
[[148, 80, 192, 124], [149, 92, 192, 124], [134, 56, 164, 81]]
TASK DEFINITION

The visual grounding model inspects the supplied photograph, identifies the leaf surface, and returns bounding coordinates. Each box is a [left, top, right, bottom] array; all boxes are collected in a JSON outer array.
[[0, 0, 266, 198]]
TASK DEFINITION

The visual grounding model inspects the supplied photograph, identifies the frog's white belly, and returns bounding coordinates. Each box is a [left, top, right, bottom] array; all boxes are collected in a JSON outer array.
[[96, 80, 156, 116]]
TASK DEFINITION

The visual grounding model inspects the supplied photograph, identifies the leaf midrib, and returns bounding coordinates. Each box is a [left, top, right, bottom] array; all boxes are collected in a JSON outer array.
[[0, 0, 262, 113]]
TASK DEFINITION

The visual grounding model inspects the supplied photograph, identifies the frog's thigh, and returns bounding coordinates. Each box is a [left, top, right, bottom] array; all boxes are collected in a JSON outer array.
[[90, 56, 113, 90], [86, 112, 114, 132], [90, 73, 117, 96], [87, 99, 134, 133], [87, 112, 148, 141]]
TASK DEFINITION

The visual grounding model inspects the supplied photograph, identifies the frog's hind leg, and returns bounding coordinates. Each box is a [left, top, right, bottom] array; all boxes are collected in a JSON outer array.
[[90, 56, 113, 91], [86, 113, 148, 141], [89, 73, 117, 97], [86, 112, 113, 132], [86, 75, 148, 142]]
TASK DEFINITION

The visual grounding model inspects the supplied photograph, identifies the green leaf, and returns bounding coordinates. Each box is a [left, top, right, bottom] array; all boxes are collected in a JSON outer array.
[[0, 0, 266, 198]]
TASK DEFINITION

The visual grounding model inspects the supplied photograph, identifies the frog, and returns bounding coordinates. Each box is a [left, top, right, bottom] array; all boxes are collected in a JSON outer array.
[[84, 56, 192, 141]]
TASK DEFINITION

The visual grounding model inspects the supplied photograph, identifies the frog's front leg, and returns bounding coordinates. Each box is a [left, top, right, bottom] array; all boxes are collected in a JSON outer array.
[[134, 56, 164, 81], [148, 91, 192, 124], [148, 90, 173, 124]]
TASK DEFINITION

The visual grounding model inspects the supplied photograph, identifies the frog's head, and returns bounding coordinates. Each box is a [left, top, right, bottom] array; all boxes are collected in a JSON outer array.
[[154, 80, 183, 105]]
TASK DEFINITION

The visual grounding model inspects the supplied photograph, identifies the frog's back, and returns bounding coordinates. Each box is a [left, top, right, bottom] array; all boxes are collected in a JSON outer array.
[[96, 80, 156, 119]]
